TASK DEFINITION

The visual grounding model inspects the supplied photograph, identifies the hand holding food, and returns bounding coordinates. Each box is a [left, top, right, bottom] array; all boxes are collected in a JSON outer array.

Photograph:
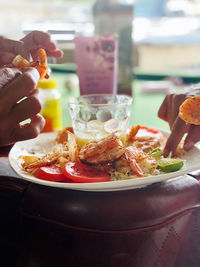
[[12, 48, 48, 80], [0, 31, 63, 146], [0, 67, 45, 146], [0, 31, 63, 68], [0, 53, 47, 146], [158, 86, 200, 156]]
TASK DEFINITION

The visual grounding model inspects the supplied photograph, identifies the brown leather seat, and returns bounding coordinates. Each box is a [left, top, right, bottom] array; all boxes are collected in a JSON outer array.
[[0, 176, 28, 267], [11, 174, 200, 267]]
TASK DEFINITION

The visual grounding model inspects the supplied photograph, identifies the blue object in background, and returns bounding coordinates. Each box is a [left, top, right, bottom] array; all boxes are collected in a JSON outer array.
[[134, 0, 166, 17]]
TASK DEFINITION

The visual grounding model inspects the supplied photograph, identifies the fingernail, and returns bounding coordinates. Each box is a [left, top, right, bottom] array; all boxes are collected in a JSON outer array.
[[184, 141, 194, 151]]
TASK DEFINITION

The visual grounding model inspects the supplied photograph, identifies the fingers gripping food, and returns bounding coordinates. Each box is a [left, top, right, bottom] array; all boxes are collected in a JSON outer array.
[[12, 48, 48, 80], [179, 95, 200, 125]]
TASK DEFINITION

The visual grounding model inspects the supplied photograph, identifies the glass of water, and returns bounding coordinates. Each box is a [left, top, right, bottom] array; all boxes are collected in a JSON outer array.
[[68, 94, 133, 148]]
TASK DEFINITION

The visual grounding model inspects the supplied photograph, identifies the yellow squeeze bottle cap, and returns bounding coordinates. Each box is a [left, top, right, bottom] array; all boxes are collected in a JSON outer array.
[[37, 78, 57, 89]]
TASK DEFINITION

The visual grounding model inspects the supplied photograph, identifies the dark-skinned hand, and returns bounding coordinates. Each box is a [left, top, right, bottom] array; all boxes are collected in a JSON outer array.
[[158, 85, 200, 156]]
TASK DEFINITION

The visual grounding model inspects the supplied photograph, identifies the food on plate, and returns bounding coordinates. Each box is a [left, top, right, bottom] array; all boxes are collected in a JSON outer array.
[[63, 162, 110, 183], [113, 146, 158, 178], [19, 125, 185, 183], [21, 155, 39, 169], [35, 165, 69, 182], [22, 129, 78, 170], [179, 95, 200, 125], [126, 125, 164, 153], [158, 158, 184, 173], [148, 147, 163, 160], [12, 48, 48, 80], [79, 134, 125, 164]]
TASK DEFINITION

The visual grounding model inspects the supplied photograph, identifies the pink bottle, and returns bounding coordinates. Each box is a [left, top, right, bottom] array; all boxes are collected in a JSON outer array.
[[74, 35, 118, 95]]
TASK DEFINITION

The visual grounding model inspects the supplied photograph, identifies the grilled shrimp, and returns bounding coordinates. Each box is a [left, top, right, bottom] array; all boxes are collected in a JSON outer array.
[[56, 128, 78, 162], [126, 125, 163, 153], [67, 131, 79, 162], [23, 143, 68, 170], [79, 134, 125, 165], [126, 125, 140, 142], [12, 48, 48, 80], [114, 146, 158, 177], [179, 95, 200, 125], [22, 128, 79, 170], [56, 127, 74, 144]]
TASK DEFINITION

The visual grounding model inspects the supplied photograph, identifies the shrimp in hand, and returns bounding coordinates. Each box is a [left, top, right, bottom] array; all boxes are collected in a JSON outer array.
[[12, 48, 48, 80], [179, 95, 200, 125]]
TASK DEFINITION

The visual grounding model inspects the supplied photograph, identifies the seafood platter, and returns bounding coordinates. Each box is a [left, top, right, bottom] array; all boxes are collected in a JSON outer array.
[[9, 125, 200, 191]]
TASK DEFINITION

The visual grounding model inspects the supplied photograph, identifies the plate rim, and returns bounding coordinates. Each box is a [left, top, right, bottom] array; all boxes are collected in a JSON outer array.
[[8, 130, 200, 192]]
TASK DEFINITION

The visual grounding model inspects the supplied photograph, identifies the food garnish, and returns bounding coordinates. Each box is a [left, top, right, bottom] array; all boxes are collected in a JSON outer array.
[[35, 165, 69, 182], [63, 161, 111, 183], [158, 158, 184, 173], [19, 125, 185, 183], [148, 147, 163, 160]]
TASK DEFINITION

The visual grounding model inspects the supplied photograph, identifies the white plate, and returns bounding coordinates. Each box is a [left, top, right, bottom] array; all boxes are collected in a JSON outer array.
[[8, 131, 200, 192]]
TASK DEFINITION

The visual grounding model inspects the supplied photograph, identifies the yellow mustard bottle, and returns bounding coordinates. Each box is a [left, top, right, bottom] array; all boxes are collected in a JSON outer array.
[[37, 79, 63, 132]]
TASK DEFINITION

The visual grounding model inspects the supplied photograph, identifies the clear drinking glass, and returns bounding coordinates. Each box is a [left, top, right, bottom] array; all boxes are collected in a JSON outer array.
[[68, 94, 133, 148]]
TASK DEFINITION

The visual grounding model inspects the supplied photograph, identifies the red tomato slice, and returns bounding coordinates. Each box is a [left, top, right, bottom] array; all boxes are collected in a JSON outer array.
[[63, 162, 111, 183], [35, 165, 72, 182]]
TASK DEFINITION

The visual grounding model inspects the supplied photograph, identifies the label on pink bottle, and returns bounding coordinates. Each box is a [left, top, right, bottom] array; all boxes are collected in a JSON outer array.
[[74, 35, 118, 95]]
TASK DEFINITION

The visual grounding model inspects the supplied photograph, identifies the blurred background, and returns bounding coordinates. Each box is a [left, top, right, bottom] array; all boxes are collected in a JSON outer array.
[[1, 0, 200, 129], [1, 0, 200, 73]]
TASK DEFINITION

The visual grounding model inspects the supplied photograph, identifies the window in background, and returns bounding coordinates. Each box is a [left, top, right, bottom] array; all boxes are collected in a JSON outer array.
[[0, 0, 94, 40], [1, 0, 200, 73], [134, 0, 200, 72]]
